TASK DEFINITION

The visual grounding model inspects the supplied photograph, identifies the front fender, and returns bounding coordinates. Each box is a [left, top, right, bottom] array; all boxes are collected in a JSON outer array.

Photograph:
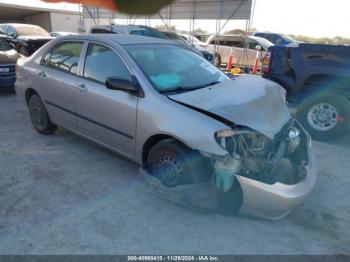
[[135, 95, 229, 163]]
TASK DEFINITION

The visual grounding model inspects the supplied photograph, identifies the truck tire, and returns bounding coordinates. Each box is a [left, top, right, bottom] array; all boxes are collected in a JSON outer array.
[[297, 93, 350, 141]]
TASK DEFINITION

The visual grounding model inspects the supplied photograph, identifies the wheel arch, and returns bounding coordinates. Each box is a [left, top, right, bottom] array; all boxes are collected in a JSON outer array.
[[297, 72, 350, 101], [141, 134, 190, 168], [25, 88, 39, 106]]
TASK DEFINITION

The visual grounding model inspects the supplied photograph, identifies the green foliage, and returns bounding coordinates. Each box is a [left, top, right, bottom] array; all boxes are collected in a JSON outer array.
[[291, 35, 350, 45], [155, 24, 176, 31], [194, 28, 207, 33]]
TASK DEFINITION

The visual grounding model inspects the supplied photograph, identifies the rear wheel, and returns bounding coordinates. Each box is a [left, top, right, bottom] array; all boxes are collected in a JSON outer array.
[[28, 94, 56, 134], [297, 93, 350, 140]]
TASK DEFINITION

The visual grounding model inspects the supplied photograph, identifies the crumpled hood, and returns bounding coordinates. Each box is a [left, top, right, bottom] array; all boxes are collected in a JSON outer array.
[[168, 75, 291, 139], [0, 49, 21, 64]]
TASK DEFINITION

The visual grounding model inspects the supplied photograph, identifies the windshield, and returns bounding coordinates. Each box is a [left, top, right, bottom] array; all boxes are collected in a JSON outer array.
[[281, 34, 296, 43], [15, 25, 50, 37], [250, 36, 274, 49], [124, 44, 228, 93], [181, 34, 202, 44], [0, 39, 11, 50]]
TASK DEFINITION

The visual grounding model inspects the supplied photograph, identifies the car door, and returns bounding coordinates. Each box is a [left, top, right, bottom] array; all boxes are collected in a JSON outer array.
[[39, 41, 84, 130], [76, 42, 138, 158]]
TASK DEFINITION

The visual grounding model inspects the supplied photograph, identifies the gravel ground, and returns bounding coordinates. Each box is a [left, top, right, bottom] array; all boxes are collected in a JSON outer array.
[[0, 89, 350, 255]]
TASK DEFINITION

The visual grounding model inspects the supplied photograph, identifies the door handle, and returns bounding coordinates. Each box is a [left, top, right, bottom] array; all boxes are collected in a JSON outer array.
[[38, 71, 46, 78], [77, 83, 88, 92]]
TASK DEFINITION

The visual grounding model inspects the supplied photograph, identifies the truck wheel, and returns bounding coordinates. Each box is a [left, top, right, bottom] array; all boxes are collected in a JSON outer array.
[[214, 54, 222, 67], [146, 139, 211, 187], [28, 94, 57, 134], [297, 93, 350, 141]]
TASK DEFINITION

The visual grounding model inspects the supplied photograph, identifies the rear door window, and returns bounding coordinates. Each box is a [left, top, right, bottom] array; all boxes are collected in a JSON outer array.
[[48, 42, 83, 74]]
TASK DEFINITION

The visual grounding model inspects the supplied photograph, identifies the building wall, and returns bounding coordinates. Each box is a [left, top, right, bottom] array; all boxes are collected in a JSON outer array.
[[49, 12, 82, 33], [24, 12, 51, 31]]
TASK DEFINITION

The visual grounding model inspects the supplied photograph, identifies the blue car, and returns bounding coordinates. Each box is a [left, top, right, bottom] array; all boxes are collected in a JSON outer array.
[[253, 32, 297, 46], [0, 37, 20, 88]]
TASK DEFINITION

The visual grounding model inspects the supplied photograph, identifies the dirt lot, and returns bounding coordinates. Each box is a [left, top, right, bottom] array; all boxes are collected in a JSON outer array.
[[1, 89, 350, 255]]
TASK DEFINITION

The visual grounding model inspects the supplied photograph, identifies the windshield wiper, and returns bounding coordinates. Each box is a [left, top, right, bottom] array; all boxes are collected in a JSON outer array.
[[192, 80, 221, 89], [159, 81, 221, 94], [159, 86, 202, 94]]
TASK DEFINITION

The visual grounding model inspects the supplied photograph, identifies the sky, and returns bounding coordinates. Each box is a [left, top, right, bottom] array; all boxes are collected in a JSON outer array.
[[0, 0, 349, 38], [146, 0, 350, 38]]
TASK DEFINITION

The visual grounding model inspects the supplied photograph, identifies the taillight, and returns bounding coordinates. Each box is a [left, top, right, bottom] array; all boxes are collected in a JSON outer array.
[[262, 50, 272, 74]]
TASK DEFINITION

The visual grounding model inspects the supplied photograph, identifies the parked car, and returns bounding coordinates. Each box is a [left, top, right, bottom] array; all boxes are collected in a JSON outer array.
[[89, 25, 214, 63], [178, 33, 206, 46], [0, 37, 20, 88], [0, 23, 53, 56], [50, 31, 79, 37], [262, 43, 350, 140], [253, 32, 297, 46], [15, 34, 316, 219], [206, 35, 273, 67], [161, 31, 214, 63], [89, 24, 167, 38]]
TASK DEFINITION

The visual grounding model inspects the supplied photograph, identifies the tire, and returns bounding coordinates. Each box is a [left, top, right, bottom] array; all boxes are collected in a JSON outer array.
[[18, 46, 30, 57], [297, 92, 350, 141], [214, 54, 222, 67], [28, 94, 57, 135], [146, 139, 212, 187]]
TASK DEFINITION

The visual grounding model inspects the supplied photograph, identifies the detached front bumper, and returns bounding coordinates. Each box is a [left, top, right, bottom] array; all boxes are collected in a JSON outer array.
[[237, 136, 317, 220]]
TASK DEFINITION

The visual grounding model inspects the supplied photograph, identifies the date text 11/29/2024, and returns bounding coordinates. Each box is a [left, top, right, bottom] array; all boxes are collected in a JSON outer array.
[[127, 256, 219, 261]]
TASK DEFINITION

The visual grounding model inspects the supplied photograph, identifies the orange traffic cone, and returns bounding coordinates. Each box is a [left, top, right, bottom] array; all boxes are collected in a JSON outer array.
[[252, 50, 260, 74], [226, 48, 234, 71]]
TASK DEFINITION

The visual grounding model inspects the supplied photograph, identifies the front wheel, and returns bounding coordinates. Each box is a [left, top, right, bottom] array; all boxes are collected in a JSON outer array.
[[297, 93, 350, 141], [28, 94, 57, 134], [146, 139, 211, 187]]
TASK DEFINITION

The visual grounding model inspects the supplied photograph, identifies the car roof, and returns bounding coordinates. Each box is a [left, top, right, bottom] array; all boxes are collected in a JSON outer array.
[[1, 23, 41, 27], [90, 24, 150, 31], [56, 33, 172, 45]]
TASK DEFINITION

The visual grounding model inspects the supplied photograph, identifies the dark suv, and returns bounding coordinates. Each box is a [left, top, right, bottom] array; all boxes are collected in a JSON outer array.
[[253, 32, 297, 46], [0, 23, 53, 56]]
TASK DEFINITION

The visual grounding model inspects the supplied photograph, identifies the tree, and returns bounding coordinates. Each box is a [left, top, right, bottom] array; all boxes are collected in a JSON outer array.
[[194, 28, 206, 33], [155, 24, 176, 31]]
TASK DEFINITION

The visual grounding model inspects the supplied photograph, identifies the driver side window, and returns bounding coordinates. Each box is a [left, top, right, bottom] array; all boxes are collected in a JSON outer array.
[[83, 43, 131, 84]]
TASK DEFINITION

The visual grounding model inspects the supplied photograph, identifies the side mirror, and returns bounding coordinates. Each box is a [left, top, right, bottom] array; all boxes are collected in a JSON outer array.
[[106, 76, 139, 94], [9, 43, 15, 49], [255, 45, 262, 51]]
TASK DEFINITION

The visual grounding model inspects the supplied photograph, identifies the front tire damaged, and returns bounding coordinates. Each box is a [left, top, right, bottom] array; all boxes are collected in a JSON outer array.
[[142, 119, 316, 220]]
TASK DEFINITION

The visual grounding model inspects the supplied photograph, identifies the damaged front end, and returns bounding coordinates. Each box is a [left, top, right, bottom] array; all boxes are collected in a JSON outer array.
[[210, 119, 317, 219]]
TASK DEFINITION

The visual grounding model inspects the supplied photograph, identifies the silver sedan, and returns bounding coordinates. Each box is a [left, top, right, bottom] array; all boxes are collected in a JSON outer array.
[[15, 34, 317, 219]]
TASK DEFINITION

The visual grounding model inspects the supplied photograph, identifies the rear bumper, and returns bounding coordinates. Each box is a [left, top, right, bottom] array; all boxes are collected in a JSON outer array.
[[237, 136, 317, 220]]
